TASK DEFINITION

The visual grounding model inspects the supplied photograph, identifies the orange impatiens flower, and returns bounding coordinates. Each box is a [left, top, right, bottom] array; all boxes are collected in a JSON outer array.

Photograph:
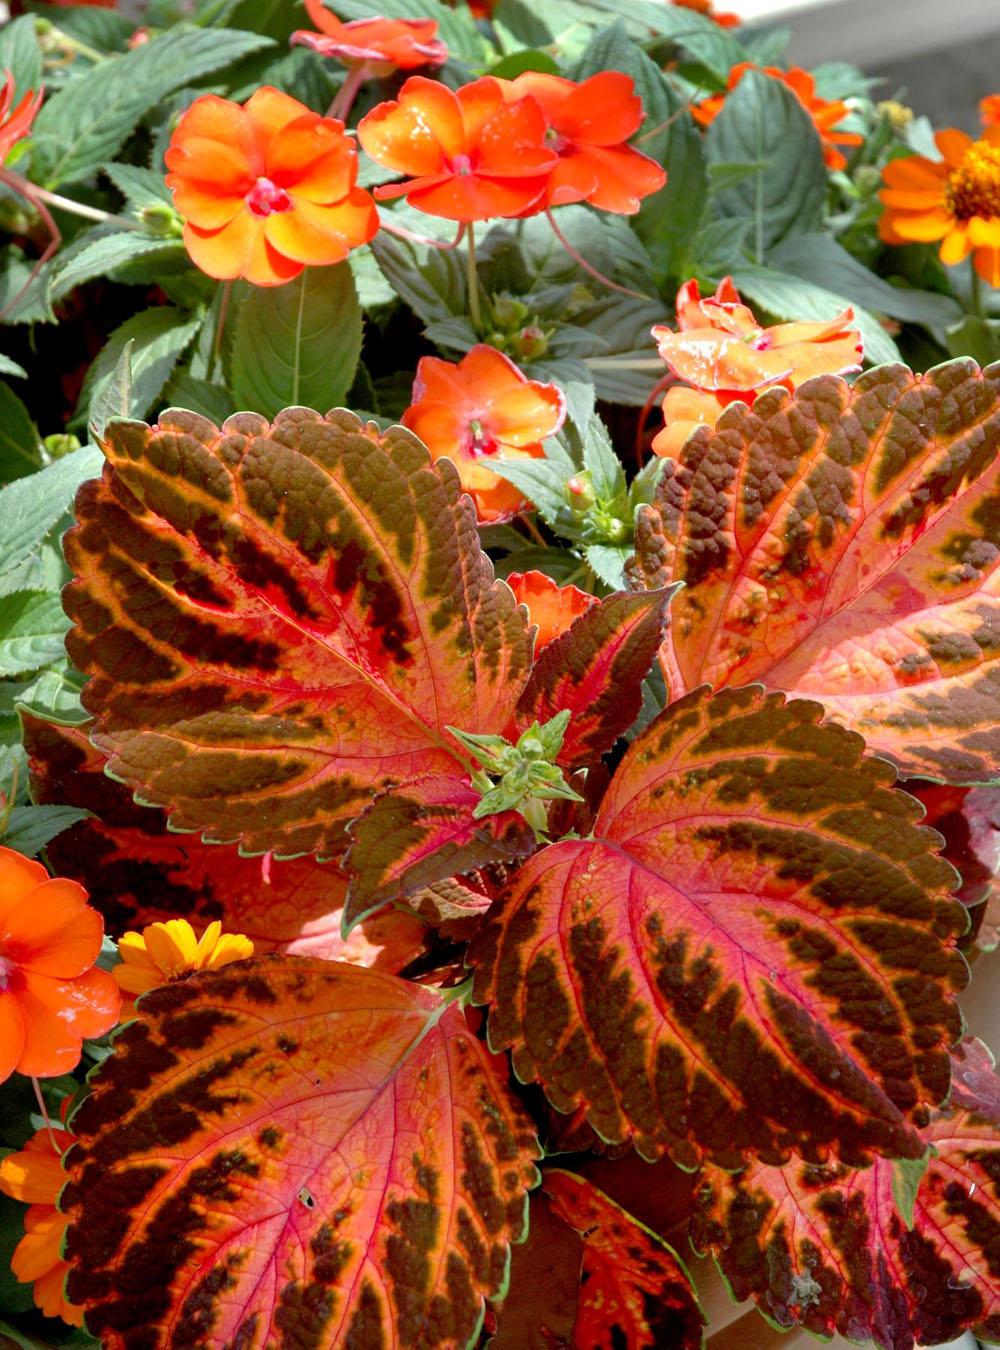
[[879, 126, 1000, 286], [0, 847, 120, 1084], [498, 71, 666, 215], [164, 86, 377, 287], [357, 76, 558, 222], [672, 0, 740, 27], [0, 71, 43, 164], [402, 345, 566, 522], [651, 277, 863, 456], [114, 918, 254, 1002], [981, 95, 1000, 129], [507, 571, 596, 650], [291, 0, 447, 73], [692, 64, 862, 171], [0, 1120, 82, 1326]]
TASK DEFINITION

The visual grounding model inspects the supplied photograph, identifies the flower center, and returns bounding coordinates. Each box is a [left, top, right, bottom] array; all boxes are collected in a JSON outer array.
[[466, 418, 499, 457], [0, 953, 14, 990], [946, 141, 1000, 221], [246, 177, 292, 217], [450, 153, 474, 176], [545, 127, 570, 154]]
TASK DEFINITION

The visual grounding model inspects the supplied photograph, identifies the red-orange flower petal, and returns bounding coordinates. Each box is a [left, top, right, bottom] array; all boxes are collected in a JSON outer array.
[[507, 571, 597, 650], [402, 345, 566, 522], [2, 877, 102, 978], [291, 0, 447, 72], [166, 87, 376, 286], [14, 966, 120, 1077], [650, 386, 738, 458], [0, 73, 43, 164], [981, 95, 1000, 129]]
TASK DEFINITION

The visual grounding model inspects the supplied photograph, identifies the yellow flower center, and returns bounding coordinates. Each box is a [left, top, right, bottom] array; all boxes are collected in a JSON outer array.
[[947, 140, 1000, 221]]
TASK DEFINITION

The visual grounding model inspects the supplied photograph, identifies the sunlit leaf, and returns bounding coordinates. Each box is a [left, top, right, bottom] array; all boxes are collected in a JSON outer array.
[[64, 957, 540, 1347], [63, 407, 533, 860], [472, 685, 967, 1169], [628, 362, 1000, 782], [516, 589, 675, 768], [544, 1170, 704, 1349], [691, 1039, 1000, 1350], [22, 713, 430, 970]]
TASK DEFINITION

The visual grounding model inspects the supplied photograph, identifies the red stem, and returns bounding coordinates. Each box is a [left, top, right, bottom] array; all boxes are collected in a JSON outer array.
[[546, 209, 654, 302]]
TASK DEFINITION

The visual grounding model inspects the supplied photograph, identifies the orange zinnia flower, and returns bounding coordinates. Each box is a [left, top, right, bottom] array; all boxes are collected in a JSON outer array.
[[498, 71, 666, 215], [879, 127, 1000, 286], [402, 345, 566, 522], [0, 71, 43, 164], [981, 95, 1000, 129], [0, 1119, 82, 1326], [650, 278, 863, 456], [164, 86, 378, 287], [672, 0, 740, 27], [291, 0, 447, 73], [357, 76, 558, 222], [0, 846, 120, 1083], [692, 64, 862, 171], [507, 571, 596, 650]]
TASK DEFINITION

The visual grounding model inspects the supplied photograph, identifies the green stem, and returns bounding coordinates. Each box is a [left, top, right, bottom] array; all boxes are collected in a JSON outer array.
[[466, 229, 483, 333], [207, 280, 233, 383], [30, 184, 143, 230], [970, 258, 985, 319], [48, 25, 107, 63]]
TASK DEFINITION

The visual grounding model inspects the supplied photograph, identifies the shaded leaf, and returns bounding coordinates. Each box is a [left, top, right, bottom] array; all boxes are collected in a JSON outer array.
[[908, 783, 1000, 950], [1, 804, 91, 858], [77, 309, 200, 431], [472, 685, 967, 1169], [516, 589, 675, 768], [0, 380, 41, 483], [64, 958, 540, 1347], [628, 362, 1000, 782], [544, 1170, 704, 1350], [691, 1041, 1000, 1350], [231, 262, 362, 420], [63, 407, 533, 859], [22, 713, 431, 970], [51, 231, 185, 302]]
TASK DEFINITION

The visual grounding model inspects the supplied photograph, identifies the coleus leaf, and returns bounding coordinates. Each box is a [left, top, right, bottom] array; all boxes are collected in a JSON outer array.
[[543, 1170, 705, 1350], [471, 684, 968, 1169], [64, 957, 541, 1348], [690, 1039, 1000, 1350], [22, 713, 429, 970], [515, 589, 676, 769], [627, 361, 1000, 783], [908, 782, 1000, 950], [62, 408, 533, 861], [343, 775, 535, 926]]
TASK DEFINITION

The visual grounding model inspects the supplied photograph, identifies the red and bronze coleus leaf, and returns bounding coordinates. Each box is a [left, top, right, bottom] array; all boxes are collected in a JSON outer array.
[[908, 782, 1000, 949], [22, 712, 429, 969], [690, 1040, 1000, 1350], [62, 407, 533, 864], [515, 589, 675, 770], [471, 685, 968, 1169], [542, 1170, 705, 1350], [63, 956, 541, 1348], [628, 360, 1000, 783]]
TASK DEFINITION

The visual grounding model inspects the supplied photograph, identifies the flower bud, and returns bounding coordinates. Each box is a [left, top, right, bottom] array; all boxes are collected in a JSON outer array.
[[43, 433, 80, 459], [491, 294, 530, 331], [138, 202, 183, 238], [564, 472, 596, 511], [513, 324, 549, 362]]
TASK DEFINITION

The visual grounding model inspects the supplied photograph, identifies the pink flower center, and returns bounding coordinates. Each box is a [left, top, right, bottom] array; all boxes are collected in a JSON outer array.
[[545, 128, 570, 154], [466, 418, 499, 457], [0, 952, 15, 991], [746, 330, 773, 351], [246, 177, 292, 217], [450, 153, 474, 176]]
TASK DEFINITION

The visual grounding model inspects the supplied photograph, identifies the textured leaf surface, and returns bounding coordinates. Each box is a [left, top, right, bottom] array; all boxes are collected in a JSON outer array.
[[628, 362, 1000, 781], [344, 776, 535, 925], [23, 714, 429, 970], [691, 1040, 1000, 1349], [515, 590, 675, 769], [472, 685, 967, 1168], [543, 1171, 704, 1350], [910, 783, 1000, 949], [63, 407, 533, 859], [64, 957, 540, 1349]]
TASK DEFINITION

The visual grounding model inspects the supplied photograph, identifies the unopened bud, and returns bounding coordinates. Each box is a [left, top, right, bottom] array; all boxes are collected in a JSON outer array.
[[491, 294, 529, 331], [878, 100, 913, 132], [564, 472, 596, 511], [138, 202, 183, 238], [513, 324, 548, 361], [854, 165, 881, 194], [128, 27, 152, 48], [43, 433, 80, 459]]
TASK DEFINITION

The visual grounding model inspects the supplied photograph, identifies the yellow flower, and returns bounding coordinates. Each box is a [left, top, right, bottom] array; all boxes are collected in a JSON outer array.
[[114, 919, 254, 998]]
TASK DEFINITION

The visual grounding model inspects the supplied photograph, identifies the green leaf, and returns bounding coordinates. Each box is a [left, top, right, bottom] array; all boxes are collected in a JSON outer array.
[[705, 68, 827, 259], [0, 355, 27, 380], [946, 317, 1000, 366], [580, 414, 625, 504], [892, 1150, 932, 1229], [14, 660, 88, 726], [162, 371, 234, 425], [582, 0, 745, 81], [0, 248, 55, 325], [103, 163, 175, 211], [770, 234, 963, 331], [31, 25, 275, 186], [2, 804, 92, 858], [370, 217, 465, 325], [575, 23, 706, 288], [488, 50, 560, 79], [0, 16, 43, 101], [231, 263, 363, 417], [0, 445, 103, 587], [77, 308, 201, 432], [88, 339, 133, 443], [730, 264, 902, 367], [51, 230, 185, 302], [0, 591, 70, 677], [692, 217, 752, 274], [0, 380, 41, 484], [585, 542, 632, 590], [0, 1200, 35, 1316]]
